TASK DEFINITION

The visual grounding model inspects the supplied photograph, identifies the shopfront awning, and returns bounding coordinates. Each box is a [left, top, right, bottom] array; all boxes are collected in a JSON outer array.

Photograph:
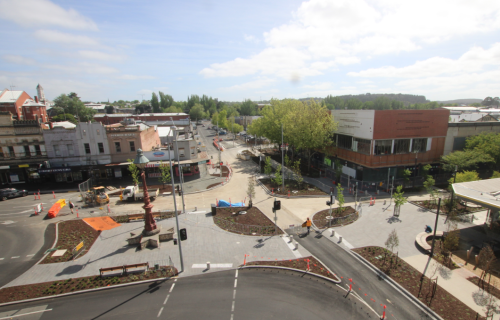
[[38, 168, 72, 174], [452, 178, 500, 210]]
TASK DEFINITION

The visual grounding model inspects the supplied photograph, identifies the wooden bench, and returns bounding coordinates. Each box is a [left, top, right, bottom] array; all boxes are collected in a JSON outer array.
[[99, 266, 124, 277], [416, 231, 444, 252], [124, 263, 149, 274]]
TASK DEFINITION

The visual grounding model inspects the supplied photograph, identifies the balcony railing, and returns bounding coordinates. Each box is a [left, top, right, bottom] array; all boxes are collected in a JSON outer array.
[[0, 151, 47, 159]]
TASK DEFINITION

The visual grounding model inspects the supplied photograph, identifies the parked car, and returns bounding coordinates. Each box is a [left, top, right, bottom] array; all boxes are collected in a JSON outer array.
[[0, 188, 28, 201]]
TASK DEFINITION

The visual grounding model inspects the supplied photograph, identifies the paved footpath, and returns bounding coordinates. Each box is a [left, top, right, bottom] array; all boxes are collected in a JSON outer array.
[[3, 211, 310, 288]]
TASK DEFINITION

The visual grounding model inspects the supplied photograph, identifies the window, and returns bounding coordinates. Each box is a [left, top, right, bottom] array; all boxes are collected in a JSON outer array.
[[8, 146, 14, 157], [54, 145, 61, 156], [23, 145, 30, 156], [34, 145, 41, 156], [67, 144, 74, 156], [336, 134, 352, 150], [412, 138, 427, 153], [115, 142, 121, 153], [375, 140, 392, 155], [394, 139, 411, 154], [0, 147, 3, 158], [178, 148, 185, 157], [129, 141, 135, 152], [191, 147, 195, 155], [352, 138, 371, 155], [98, 143, 105, 154], [84, 143, 91, 154]]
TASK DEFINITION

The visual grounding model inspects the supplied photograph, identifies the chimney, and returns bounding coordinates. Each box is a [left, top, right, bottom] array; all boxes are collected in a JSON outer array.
[[49, 122, 53, 129], [34, 96, 38, 103]]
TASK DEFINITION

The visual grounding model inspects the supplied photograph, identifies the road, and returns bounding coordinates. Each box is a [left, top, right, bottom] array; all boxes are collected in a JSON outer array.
[[288, 228, 437, 320], [0, 269, 374, 319]]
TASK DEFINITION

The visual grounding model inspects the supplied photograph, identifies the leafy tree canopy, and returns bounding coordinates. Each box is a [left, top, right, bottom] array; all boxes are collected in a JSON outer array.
[[51, 113, 77, 124], [441, 149, 494, 172], [53, 93, 96, 122], [448, 170, 480, 185]]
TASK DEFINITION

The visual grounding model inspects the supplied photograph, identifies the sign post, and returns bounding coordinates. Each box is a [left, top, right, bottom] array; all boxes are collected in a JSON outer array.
[[72, 241, 85, 260]]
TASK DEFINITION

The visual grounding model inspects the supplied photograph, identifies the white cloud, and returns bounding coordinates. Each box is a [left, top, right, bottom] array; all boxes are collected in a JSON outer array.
[[244, 34, 259, 43], [43, 62, 118, 74], [79, 50, 125, 61], [0, 0, 98, 31], [2, 55, 36, 65], [220, 78, 276, 91], [34, 29, 99, 46], [117, 75, 156, 80]]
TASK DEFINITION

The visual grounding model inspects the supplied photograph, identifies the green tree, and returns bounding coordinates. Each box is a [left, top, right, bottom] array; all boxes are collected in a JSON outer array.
[[186, 94, 200, 111], [239, 99, 257, 116], [402, 169, 411, 187], [441, 150, 494, 172], [264, 156, 272, 179], [292, 160, 303, 189], [393, 186, 407, 216], [273, 164, 283, 188], [384, 229, 400, 267], [158, 161, 171, 186], [127, 159, 140, 186], [337, 184, 345, 213], [164, 105, 183, 113], [53, 93, 96, 122], [104, 105, 115, 114], [465, 132, 500, 167], [189, 103, 206, 122], [159, 92, 174, 110], [334, 159, 343, 182], [51, 113, 77, 124], [246, 177, 256, 207], [491, 171, 500, 179], [151, 92, 160, 113], [449, 170, 480, 184]]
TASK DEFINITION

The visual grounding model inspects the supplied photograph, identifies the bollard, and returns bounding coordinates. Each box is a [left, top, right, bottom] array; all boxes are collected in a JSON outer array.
[[339, 236, 343, 243], [295, 241, 299, 250], [382, 305, 386, 319], [243, 254, 248, 265], [475, 254, 479, 265], [38, 192, 41, 200], [34, 192, 37, 200], [34, 206, 38, 215], [52, 191, 56, 199], [384, 200, 386, 205], [331, 229, 335, 237], [76, 208, 79, 218], [107, 205, 111, 213], [207, 262, 210, 270], [289, 234, 294, 243], [195, 206, 197, 211], [370, 197, 373, 206]]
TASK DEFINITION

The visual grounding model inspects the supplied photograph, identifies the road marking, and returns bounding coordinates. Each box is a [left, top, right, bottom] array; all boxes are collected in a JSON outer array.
[[169, 283, 175, 293], [192, 263, 233, 268], [235, 270, 238, 278], [163, 294, 170, 305], [26, 254, 35, 257], [1, 220, 14, 225], [234, 279, 237, 288], [0, 309, 52, 319], [11, 256, 20, 259], [233, 289, 236, 299], [0, 258, 4, 260], [157, 307, 164, 318], [231, 301, 235, 312], [230, 315, 234, 320]]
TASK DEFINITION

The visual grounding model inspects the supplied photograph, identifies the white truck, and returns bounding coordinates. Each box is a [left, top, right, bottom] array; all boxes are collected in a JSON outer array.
[[122, 185, 159, 202]]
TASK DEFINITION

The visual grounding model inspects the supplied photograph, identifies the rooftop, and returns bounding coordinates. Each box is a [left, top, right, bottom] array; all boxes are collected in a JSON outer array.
[[452, 178, 500, 210], [0, 90, 23, 103]]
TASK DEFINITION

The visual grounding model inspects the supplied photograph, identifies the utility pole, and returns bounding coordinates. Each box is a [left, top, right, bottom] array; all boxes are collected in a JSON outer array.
[[217, 119, 221, 177], [389, 176, 395, 205], [170, 117, 185, 213], [281, 123, 285, 192], [355, 182, 358, 208]]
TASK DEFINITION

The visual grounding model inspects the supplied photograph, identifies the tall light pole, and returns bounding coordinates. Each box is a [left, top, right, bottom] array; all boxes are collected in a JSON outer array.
[[169, 119, 186, 213], [217, 118, 221, 177], [167, 144, 184, 272], [133, 149, 159, 236], [389, 176, 395, 205], [414, 151, 418, 188], [450, 165, 458, 211], [281, 123, 285, 192]]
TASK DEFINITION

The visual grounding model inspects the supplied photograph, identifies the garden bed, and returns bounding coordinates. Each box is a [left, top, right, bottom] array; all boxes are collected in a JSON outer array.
[[113, 211, 181, 224], [412, 200, 485, 215], [40, 220, 100, 264], [467, 276, 500, 301], [244, 256, 338, 281], [354, 246, 485, 320], [312, 206, 357, 229], [0, 266, 177, 303], [258, 178, 327, 196], [425, 239, 460, 270], [214, 206, 282, 236]]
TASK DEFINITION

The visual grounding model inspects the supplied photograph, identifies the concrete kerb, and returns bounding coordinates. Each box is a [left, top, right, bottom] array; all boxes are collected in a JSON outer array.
[[347, 249, 444, 320], [0, 275, 176, 308], [35, 221, 61, 266]]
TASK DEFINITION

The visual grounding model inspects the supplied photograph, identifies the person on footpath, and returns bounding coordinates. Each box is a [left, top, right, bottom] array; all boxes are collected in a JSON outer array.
[[69, 201, 75, 214], [305, 218, 312, 235]]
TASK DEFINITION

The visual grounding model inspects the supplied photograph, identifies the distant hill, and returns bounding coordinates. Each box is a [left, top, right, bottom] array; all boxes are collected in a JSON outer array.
[[434, 99, 482, 105], [330, 93, 428, 104]]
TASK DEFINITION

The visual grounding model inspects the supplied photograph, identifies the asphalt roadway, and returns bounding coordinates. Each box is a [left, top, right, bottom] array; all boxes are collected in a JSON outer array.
[[289, 228, 437, 320], [0, 269, 375, 320]]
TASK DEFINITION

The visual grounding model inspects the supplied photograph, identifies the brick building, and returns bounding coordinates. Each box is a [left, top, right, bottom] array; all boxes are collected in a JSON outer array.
[[0, 89, 48, 122]]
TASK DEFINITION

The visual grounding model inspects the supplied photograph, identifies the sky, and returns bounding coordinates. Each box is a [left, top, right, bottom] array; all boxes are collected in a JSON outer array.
[[0, 0, 499, 103]]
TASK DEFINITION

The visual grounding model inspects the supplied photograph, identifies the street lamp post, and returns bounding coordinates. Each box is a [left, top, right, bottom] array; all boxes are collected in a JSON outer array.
[[169, 121, 186, 213], [167, 144, 184, 273], [133, 149, 160, 236], [450, 165, 458, 211], [414, 152, 418, 188]]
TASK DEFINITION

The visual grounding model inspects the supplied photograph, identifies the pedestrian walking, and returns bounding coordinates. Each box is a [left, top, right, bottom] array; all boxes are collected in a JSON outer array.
[[306, 217, 312, 235], [69, 201, 74, 214]]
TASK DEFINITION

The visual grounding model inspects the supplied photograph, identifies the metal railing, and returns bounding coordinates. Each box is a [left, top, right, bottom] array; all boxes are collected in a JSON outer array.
[[213, 216, 281, 235]]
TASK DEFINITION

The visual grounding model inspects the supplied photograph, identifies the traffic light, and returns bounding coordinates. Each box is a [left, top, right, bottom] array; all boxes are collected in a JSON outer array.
[[274, 200, 281, 211], [326, 201, 332, 206], [180, 228, 187, 241]]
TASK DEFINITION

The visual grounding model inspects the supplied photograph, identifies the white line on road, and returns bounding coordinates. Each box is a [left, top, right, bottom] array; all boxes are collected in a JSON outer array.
[[163, 294, 170, 305], [26, 254, 35, 257], [169, 283, 175, 293], [0, 258, 3, 260], [0, 309, 52, 320], [281, 235, 302, 258], [234, 279, 237, 288], [231, 301, 235, 312], [235, 270, 238, 278], [157, 307, 164, 318], [230, 314, 233, 320], [11, 256, 20, 259], [233, 289, 236, 299]]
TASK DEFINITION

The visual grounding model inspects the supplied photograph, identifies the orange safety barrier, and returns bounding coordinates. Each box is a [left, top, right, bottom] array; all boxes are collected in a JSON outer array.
[[47, 199, 66, 218]]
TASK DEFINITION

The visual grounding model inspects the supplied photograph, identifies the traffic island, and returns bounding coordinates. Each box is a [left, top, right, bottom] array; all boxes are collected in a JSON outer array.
[[213, 206, 282, 236], [312, 206, 358, 229], [354, 246, 484, 320], [243, 256, 339, 281], [41, 220, 101, 264], [0, 265, 178, 304]]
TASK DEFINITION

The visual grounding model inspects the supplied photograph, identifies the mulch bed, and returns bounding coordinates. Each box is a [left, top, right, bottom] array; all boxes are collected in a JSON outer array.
[[210, 165, 230, 177], [259, 178, 327, 196], [412, 200, 484, 215], [244, 256, 339, 281], [354, 246, 485, 320], [113, 211, 182, 223], [214, 206, 282, 235], [207, 182, 223, 189], [467, 276, 500, 301], [425, 239, 460, 270], [0, 266, 178, 303], [312, 206, 357, 229], [40, 220, 100, 264]]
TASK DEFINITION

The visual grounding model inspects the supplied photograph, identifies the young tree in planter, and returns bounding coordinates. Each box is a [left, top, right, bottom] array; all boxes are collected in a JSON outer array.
[[246, 177, 256, 208], [274, 164, 283, 189], [384, 229, 400, 267], [158, 161, 171, 187], [478, 245, 496, 289], [127, 159, 140, 186], [393, 185, 407, 217], [264, 156, 273, 179], [336, 184, 345, 214], [442, 223, 460, 268]]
